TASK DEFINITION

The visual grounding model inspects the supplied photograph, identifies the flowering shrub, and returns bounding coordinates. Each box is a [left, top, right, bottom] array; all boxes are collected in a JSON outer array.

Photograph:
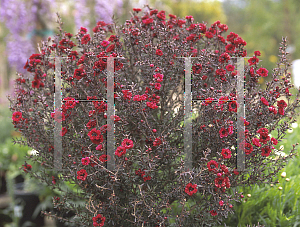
[[8, 7, 300, 226]]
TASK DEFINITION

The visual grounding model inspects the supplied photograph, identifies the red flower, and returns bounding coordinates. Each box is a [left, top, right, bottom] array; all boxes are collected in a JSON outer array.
[[135, 169, 146, 177], [81, 34, 91, 44], [269, 106, 277, 114], [205, 31, 214, 39], [99, 154, 110, 163], [271, 137, 278, 145], [81, 157, 90, 165], [261, 146, 272, 157], [252, 138, 261, 147], [219, 127, 228, 138], [121, 139, 134, 149], [219, 200, 224, 206], [12, 111, 22, 122], [133, 8, 142, 12], [277, 100, 287, 109], [257, 68, 268, 77], [74, 68, 86, 80], [92, 214, 106, 227], [115, 146, 126, 157], [157, 10, 166, 20], [207, 160, 218, 172], [60, 127, 68, 136], [259, 133, 270, 145], [153, 73, 164, 82], [153, 137, 162, 146], [226, 64, 235, 72], [106, 44, 115, 52], [257, 128, 269, 134], [221, 149, 231, 159], [261, 97, 269, 106], [142, 18, 153, 25], [77, 169, 87, 181], [80, 27, 87, 34], [156, 49, 163, 56], [32, 79, 41, 88], [219, 52, 231, 63], [122, 90, 132, 100], [88, 128, 104, 145], [192, 63, 202, 74], [278, 107, 285, 115], [225, 44, 235, 53], [143, 176, 151, 182], [245, 143, 253, 155], [228, 101, 237, 112], [248, 56, 259, 66], [22, 163, 32, 172], [254, 50, 261, 56], [100, 40, 110, 47], [210, 210, 217, 216], [185, 183, 197, 196], [154, 83, 161, 90], [214, 176, 223, 188]]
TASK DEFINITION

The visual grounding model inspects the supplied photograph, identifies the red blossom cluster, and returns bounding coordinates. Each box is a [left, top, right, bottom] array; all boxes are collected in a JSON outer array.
[[9, 7, 300, 227]]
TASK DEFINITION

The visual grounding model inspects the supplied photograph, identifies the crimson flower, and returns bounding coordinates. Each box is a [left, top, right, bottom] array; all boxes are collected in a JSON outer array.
[[133, 8, 141, 12], [185, 183, 197, 196], [77, 169, 87, 181], [228, 101, 237, 112], [106, 44, 115, 52], [121, 139, 134, 149], [248, 56, 259, 66], [12, 111, 22, 122], [99, 154, 110, 163], [156, 49, 163, 56], [245, 143, 253, 155], [192, 63, 202, 74], [210, 210, 217, 216], [271, 137, 278, 145], [221, 149, 231, 159], [226, 64, 235, 71], [261, 97, 269, 106], [256, 68, 268, 77], [81, 34, 91, 44], [252, 138, 261, 147], [32, 79, 42, 88], [277, 100, 287, 108], [60, 127, 68, 136], [22, 163, 32, 172], [261, 146, 272, 157], [254, 50, 261, 56], [219, 127, 228, 138], [153, 137, 162, 146], [207, 160, 218, 172], [115, 146, 126, 157], [81, 157, 90, 165], [88, 128, 103, 145], [205, 31, 214, 38], [142, 18, 153, 25], [278, 107, 285, 115], [92, 214, 106, 227]]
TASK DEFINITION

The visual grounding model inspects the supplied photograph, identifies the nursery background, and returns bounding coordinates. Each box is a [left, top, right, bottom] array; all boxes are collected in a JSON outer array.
[[1, 0, 300, 226]]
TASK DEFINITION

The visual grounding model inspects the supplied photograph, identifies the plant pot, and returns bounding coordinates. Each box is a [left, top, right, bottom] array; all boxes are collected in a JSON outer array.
[[14, 190, 44, 227]]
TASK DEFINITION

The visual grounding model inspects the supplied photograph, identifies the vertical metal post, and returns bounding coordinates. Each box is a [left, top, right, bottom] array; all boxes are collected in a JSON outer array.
[[236, 58, 246, 171], [107, 57, 115, 170]]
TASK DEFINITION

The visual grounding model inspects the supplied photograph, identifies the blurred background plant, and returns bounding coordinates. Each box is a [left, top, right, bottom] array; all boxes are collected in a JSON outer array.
[[1, 0, 300, 226]]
